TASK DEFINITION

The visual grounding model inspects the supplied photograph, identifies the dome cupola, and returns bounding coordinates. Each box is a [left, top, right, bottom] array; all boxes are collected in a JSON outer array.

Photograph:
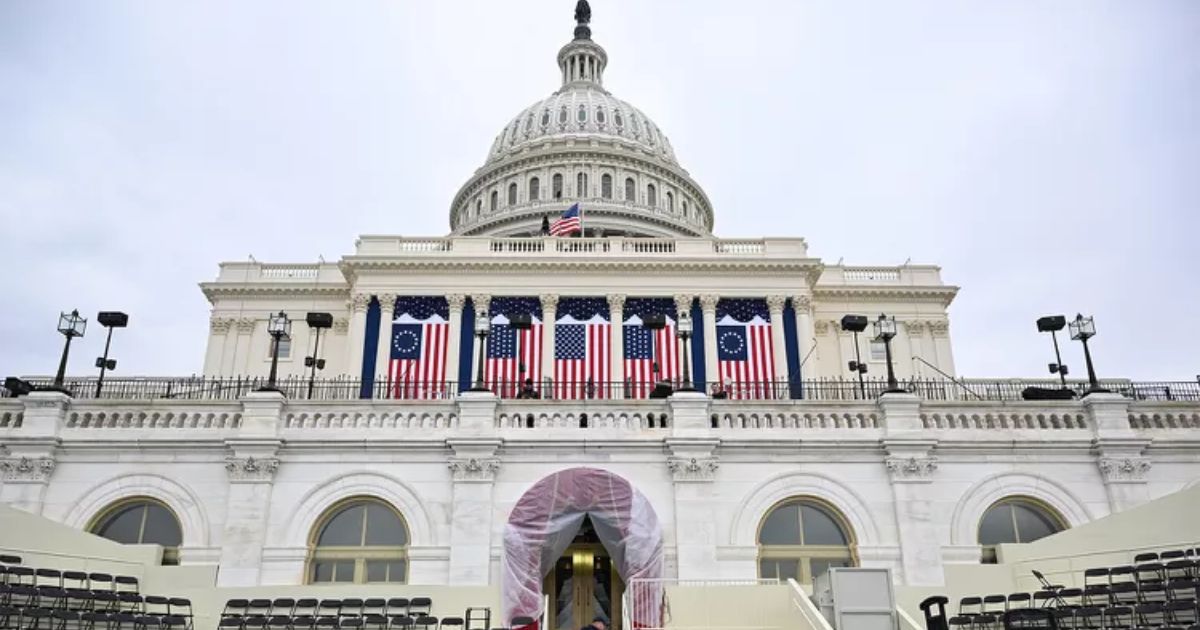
[[448, 0, 714, 238]]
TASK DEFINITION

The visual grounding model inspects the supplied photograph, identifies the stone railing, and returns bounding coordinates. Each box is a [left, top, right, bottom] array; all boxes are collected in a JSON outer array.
[[352, 235, 811, 260], [2, 392, 1198, 446]]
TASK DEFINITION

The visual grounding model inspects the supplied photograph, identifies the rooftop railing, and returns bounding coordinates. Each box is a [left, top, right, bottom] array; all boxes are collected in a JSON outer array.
[[4, 376, 1198, 403]]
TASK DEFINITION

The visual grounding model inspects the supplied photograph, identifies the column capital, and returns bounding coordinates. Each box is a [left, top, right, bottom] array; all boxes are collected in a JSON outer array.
[[448, 457, 502, 482], [377, 293, 399, 314], [792, 294, 813, 315], [765, 295, 787, 312], [1098, 456, 1151, 484], [673, 294, 694, 315], [884, 456, 939, 483], [225, 456, 281, 483], [446, 294, 467, 312], [539, 294, 559, 310], [0, 455, 56, 483], [333, 318, 350, 334], [210, 316, 235, 334], [906, 320, 926, 338], [607, 293, 626, 311], [699, 294, 720, 312], [471, 294, 491, 313], [349, 293, 372, 313], [667, 456, 720, 482], [235, 317, 257, 334]]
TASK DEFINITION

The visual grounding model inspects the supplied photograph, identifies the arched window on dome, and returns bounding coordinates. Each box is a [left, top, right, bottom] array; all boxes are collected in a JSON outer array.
[[552, 174, 564, 200], [601, 174, 613, 199], [524, 114, 533, 133], [758, 497, 856, 583], [508, 183, 518, 206], [577, 105, 587, 124], [529, 177, 540, 202], [624, 177, 635, 202], [475, 199, 482, 218], [307, 497, 409, 584], [614, 111, 624, 129], [558, 106, 568, 125], [631, 115, 641, 135], [596, 107, 606, 125], [666, 191, 674, 213], [647, 184, 657, 207], [576, 173, 588, 198], [90, 497, 183, 565], [978, 497, 1066, 564], [682, 200, 689, 221], [490, 190, 498, 212], [540, 109, 550, 129]]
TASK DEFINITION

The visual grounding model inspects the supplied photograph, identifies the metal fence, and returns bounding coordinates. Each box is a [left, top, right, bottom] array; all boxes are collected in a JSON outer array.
[[4, 375, 1198, 403]]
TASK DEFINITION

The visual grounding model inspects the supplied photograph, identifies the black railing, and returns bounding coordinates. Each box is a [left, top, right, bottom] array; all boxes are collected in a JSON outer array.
[[4, 375, 1198, 403]]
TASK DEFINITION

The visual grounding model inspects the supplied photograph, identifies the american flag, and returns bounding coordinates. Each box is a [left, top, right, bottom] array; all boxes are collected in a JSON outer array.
[[716, 298, 776, 399], [485, 297, 543, 398], [623, 298, 680, 398], [387, 296, 450, 399], [554, 297, 610, 399], [549, 203, 582, 236]]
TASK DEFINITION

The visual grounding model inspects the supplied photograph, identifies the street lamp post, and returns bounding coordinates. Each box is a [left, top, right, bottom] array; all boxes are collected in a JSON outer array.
[[676, 311, 694, 392], [840, 315, 869, 399], [1069, 314, 1108, 394], [47, 310, 88, 394], [259, 311, 292, 393], [304, 312, 333, 399], [470, 311, 492, 392], [874, 313, 905, 394], [1036, 315, 1070, 389], [94, 311, 129, 398], [642, 314, 668, 394]]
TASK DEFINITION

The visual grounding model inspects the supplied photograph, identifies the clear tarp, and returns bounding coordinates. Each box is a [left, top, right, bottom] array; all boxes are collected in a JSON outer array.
[[502, 467, 665, 628]]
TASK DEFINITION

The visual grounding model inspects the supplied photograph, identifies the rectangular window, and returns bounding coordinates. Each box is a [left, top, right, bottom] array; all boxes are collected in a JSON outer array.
[[366, 559, 407, 583], [269, 337, 291, 360], [869, 340, 886, 362]]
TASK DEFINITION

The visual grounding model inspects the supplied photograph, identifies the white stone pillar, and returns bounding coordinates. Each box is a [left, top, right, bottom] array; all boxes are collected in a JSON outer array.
[[674, 294, 694, 388], [447, 438, 501, 585], [205, 317, 233, 376], [792, 295, 815, 378], [219, 448, 280, 586], [470, 294, 491, 388], [666, 435, 721, 580], [1085, 393, 1151, 513], [234, 318, 257, 376], [374, 293, 398, 385], [608, 294, 626, 390], [700, 294, 719, 388], [883, 441, 944, 586], [445, 294, 466, 394], [540, 294, 558, 390], [905, 321, 927, 378], [219, 319, 244, 376], [766, 295, 789, 394], [346, 294, 371, 379], [1, 392, 67, 514]]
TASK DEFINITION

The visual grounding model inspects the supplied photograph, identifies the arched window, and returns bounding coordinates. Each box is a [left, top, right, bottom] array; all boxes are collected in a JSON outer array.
[[552, 173, 564, 200], [614, 111, 624, 129], [758, 498, 855, 583], [624, 177, 635, 201], [508, 183, 518, 206], [666, 191, 674, 213], [601, 174, 613, 199], [577, 105, 587, 123], [308, 497, 409, 584], [529, 177, 540, 201], [558, 106, 568, 125], [682, 200, 689, 219], [596, 107, 606, 124], [647, 184, 657, 207], [978, 497, 1066, 563], [490, 190, 498, 212], [475, 199, 482, 218], [524, 114, 533, 133], [90, 498, 183, 565], [576, 173, 588, 198]]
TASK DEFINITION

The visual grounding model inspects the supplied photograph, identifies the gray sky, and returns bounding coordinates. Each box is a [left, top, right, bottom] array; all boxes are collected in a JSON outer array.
[[1, 1, 1197, 381]]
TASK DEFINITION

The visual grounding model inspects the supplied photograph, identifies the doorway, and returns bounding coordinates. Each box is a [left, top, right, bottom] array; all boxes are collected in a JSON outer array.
[[545, 516, 624, 630]]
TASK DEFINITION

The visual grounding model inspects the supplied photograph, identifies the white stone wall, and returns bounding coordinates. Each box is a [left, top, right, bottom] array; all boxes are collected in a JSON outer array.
[[3, 392, 1198, 590]]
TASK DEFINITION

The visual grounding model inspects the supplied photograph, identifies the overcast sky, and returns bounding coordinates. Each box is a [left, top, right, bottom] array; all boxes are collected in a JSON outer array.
[[1, 1, 1197, 381]]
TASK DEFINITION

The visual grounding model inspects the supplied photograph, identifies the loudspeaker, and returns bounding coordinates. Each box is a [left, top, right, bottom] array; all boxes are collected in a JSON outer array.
[[508, 313, 533, 330], [306, 312, 334, 329], [642, 314, 667, 330], [1036, 315, 1066, 332], [97, 311, 129, 328], [840, 314, 868, 332]]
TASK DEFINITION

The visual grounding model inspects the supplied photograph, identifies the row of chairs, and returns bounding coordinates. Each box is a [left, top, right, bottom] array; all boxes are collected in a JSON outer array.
[[220, 614, 458, 630], [0, 563, 141, 594], [1, 584, 193, 619], [0, 604, 189, 629], [957, 578, 1200, 615], [223, 598, 433, 621]]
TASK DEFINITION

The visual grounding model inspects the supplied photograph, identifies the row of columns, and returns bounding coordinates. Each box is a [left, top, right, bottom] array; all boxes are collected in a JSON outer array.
[[347, 292, 818, 386]]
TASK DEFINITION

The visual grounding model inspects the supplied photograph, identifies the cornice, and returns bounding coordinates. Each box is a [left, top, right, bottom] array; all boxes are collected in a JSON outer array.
[[339, 257, 824, 281], [814, 285, 959, 307], [200, 283, 351, 301], [461, 202, 707, 239]]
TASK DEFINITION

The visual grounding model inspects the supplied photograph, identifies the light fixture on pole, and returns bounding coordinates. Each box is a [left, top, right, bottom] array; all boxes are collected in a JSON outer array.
[[840, 314, 868, 399], [470, 310, 492, 392], [1068, 313, 1108, 394], [873, 313, 905, 394], [641, 314, 670, 398], [1035, 315, 1069, 389], [94, 311, 129, 398], [676, 311, 694, 392], [259, 311, 292, 393], [304, 312, 333, 399], [45, 309, 87, 395], [509, 313, 533, 387]]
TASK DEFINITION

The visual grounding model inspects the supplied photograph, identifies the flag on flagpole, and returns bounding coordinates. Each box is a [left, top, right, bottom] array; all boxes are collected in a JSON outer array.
[[549, 203, 582, 236]]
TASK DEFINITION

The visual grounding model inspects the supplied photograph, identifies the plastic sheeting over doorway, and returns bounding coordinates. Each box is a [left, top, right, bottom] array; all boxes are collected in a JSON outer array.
[[503, 467, 664, 628]]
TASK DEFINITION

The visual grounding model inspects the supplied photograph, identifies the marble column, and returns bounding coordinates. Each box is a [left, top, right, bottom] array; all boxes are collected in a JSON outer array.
[[540, 295, 558, 390], [470, 294, 491, 387], [447, 440, 501, 584], [674, 294, 694, 387], [792, 295, 815, 377], [666, 438, 721, 579], [218, 448, 280, 586], [700, 294, 719, 388], [445, 294, 466, 394], [608, 294, 626, 388], [205, 318, 233, 375], [1, 392, 67, 514], [234, 318, 257, 375], [346, 294, 371, 380], [374, 293, 399, 384], [766, 295, 789, 392], [883, 443, 944, 585]]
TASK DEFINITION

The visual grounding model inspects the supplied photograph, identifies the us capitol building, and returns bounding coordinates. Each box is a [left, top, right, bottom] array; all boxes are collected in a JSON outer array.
[[2, 4, 1198, 630]]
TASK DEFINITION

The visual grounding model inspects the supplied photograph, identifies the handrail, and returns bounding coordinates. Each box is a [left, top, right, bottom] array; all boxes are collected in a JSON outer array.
[[897, 604, 925, 630], [787, 578, 834, 630], [911, 356, 985, 400]]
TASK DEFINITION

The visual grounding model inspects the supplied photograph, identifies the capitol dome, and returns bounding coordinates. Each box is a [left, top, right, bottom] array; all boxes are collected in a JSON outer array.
[[449, 2, 713, 238]]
